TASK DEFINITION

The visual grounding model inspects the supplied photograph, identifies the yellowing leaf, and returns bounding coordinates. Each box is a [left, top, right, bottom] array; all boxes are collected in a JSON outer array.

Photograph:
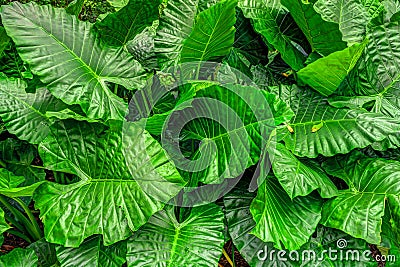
[[312, 121, 324, 132]]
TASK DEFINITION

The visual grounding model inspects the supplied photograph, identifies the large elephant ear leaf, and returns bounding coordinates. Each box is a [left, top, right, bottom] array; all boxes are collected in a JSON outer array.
[[321, 152, 400, 244], [0, 77, 68, 144], [281, 0, 346, 56], [34, 120, 186, 247], [297, 42, 366, 96], [180, 0, 237, 63], [0, 248, 38, 267], [224, 185, 298, 266], [250, 176, 323, 250], [339, 21, 400, 118], [155, 0, 200, 68], [238, 0, 306, 71], [279, 85, 400, 158], [313, 0, 377, 44], [96, 0, 162, 46], [302, 226, 377, 266], [176, 83, 293, 184], [56, 236, 126, 267], [0, 2, 146, 121], [224, 186, 374, 266], [335, 21, 400, 149], [126, 204, 225, 267], [270, 143, 338, 199]]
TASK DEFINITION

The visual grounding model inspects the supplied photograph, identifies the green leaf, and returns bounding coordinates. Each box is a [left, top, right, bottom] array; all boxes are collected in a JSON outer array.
[[180, 0, 237, 63], [130, 81, 202, 136], [382, 195, 400, 264], [0, 248, 38, 267], [0, 78, 67, 144], [126, 22, 159, 70], [270, 143, 338, 199], [336, 21, 400, 148], [0, 168, 42, 197], [279, 86, 400, 158], [56, 236, 126, 267], [232, 8, 269, 67], [383, 0, 400, 21], [321, 152, 400, 244], [314, 0, 371, 44], [224, 185, 299, 266], [34, 120, 186, 247], [297, 42, 366, 96], [126, 204, 225, 267], [225, 187, 375, 266], [238, 0, 306, 70], [96, 0, 162, 46], [250, 176, 323, 250], [107, 0, 129, 10], [155, 0, 199, 68], [1, 2, 146, 121], [339, 22, 400, 119], [364, 0, 384, 19], [177, 83, 293, 184], [0, 43, 31, 80], [0, 168, 24, 189], [45, 108, 100, 123], [0, 207, 11, 245], [383, 195, 400, 247], [0, 27, 10, 57], [224, 48, 253, 78], [301, 226, 376, 266], [28, 238, 59, 267], [66, 0, 85, 16], [281, 0, 346, 56], [0, 139, 46, 186]]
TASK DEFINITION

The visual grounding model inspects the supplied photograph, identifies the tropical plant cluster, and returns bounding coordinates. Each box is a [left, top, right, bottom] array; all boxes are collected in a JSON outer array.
[[0, 0, 398, 266]]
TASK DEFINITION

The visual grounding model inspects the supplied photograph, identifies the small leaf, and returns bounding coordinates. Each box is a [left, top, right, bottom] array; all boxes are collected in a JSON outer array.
[[250, 176, 323, 250]]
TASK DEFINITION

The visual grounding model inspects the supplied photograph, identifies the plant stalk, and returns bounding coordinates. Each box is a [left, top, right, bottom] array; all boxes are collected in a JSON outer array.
[[13, 197, 42, 240], [0, 196, 41, 241], [222, 248, 234, 267], [6, 229, 32, 243], [4, 212, 26, 233], [0, 159, 6, 168]]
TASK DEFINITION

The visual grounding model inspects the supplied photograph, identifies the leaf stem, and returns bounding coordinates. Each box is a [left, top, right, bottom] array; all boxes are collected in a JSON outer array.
[[13, 197, 42, 240], [2, 161, 47, 170], [0, 196, 41, 241], [231, 243, 236, 267], [0, 159, 6, 168], [222, 248, 234, 267], [6, 229, 32, 243], [4, 212, 26, 233]]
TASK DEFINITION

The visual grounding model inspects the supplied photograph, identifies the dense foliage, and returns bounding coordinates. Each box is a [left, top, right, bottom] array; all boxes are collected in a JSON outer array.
[[0, 0, 398, 266]]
